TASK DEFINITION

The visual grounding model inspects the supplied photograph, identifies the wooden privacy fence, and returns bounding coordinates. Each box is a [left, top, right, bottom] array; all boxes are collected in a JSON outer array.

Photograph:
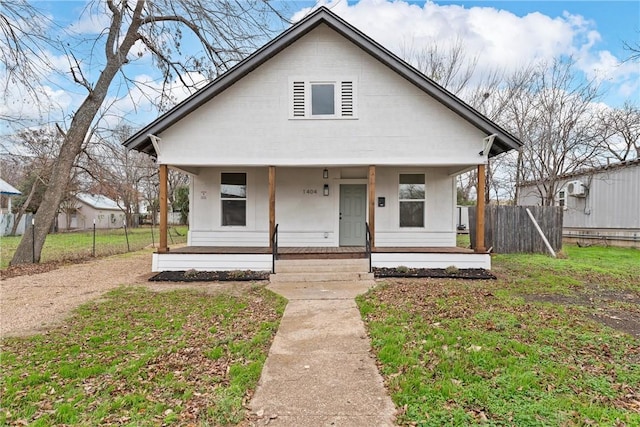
[[469, 205, 563, 254]]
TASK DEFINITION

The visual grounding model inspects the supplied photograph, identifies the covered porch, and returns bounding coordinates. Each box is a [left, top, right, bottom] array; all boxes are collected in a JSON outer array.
[[152, 162, 489, 272], [152, 164, 491, 271]]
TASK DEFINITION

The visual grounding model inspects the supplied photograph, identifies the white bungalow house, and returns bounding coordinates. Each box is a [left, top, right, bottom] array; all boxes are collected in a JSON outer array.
[[124, 7, 521, 272], [57, 193, 126, 230]]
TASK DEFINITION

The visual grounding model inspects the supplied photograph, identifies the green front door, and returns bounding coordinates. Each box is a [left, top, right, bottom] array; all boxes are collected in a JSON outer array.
[[339, 184, 366, 246]]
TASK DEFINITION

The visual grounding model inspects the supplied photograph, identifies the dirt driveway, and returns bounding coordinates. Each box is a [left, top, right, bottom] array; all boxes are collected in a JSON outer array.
[[0, 251, 255, 338]]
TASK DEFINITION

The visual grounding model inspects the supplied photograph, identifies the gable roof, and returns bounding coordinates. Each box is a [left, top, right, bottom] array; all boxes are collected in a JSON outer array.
[[0, 178, 21, 196], [76, 193, 122, 211], [123, 6, 522, 158]]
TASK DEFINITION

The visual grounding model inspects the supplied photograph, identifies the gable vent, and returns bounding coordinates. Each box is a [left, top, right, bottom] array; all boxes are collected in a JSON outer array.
[[340, 81, 354, 117], [292, 81, 305, 117]]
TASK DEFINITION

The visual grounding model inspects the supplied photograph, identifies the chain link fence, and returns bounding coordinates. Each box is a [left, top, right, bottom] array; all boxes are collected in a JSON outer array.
[[0, 226, 188, 269]]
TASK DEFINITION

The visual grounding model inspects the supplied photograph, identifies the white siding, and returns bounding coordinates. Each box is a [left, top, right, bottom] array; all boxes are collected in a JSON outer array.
[[152, 252, 489, 272], [189, 167, 269, 246], [372, 253, 490, 269], [563, 166, 640, 229], [157, 24, 486, 168], [152, 253, 271, 272], [374, 166, 456, 246]]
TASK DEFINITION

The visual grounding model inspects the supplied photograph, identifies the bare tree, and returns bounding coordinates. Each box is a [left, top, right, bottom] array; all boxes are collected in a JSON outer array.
[[82, 124, 157, 227], [623, 33, 640, 62], [504, 59, 603, 205], [402, 37, 480, 96], [0, 1, 57, 122], [402, 38, 510, 204], [0, 128, 65, 235], [5, 0, 287, 264], [594, 103, 640, 161]]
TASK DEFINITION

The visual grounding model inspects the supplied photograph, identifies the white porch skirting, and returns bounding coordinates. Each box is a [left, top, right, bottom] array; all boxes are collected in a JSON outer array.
[[152, 253, 272, 272], [151, 251, 490, 272], [371, 252, 490, 269]]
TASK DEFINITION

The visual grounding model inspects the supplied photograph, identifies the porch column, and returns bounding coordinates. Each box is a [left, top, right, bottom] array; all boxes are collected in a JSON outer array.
[[159, 164, 168, 253], [368, 165, 376, 249], [475, 163, 486, 253], [269, 166, 276, 248]]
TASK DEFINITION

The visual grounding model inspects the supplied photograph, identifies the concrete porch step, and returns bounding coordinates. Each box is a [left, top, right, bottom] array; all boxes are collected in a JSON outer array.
[[275, 258, 370, 273], [276, 259, 369, 273], [270, 271, 374, 283]]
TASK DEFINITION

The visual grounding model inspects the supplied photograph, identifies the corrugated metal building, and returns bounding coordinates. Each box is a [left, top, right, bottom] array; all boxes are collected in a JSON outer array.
[[517, 159, 640, 247]]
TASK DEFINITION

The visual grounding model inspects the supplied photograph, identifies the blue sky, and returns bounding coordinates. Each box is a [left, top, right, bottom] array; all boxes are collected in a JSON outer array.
[[292, 0, 639, 106], [2, 0, 638, 132], [435, 0, 638, 59]]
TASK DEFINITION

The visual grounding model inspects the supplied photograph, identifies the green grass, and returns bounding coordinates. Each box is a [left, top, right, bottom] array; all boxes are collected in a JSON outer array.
[[456, 233, 470, 248], [494, 245, 640, 293], [0, 226, 188, 269], [0, 286, 286, 426], [358, 245, 640, 426]]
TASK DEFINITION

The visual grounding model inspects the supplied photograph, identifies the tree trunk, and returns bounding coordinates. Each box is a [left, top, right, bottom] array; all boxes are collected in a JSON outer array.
[[10, 5, 142, 264]]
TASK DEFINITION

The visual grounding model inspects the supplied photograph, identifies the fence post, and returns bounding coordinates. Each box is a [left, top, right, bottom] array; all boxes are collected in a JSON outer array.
[[92, 218, 96, 257], [31, 217, 35, 263], [123, 220, 130, 252]]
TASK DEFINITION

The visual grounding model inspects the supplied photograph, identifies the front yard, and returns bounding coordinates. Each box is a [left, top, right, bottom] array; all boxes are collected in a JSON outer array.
[[0, 286, 286, 426], [358, 245, 640, 426], [1, 244, 638, 426]]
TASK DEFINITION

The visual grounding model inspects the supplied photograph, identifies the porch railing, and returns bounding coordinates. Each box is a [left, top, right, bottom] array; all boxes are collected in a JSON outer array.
[[365, 222, 372, 273], [271, 223, 279, 274]]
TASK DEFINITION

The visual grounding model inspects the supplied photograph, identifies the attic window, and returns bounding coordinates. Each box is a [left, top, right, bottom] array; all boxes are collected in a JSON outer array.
[[312, 83, 335, 115], [290, 78, 356, 119]]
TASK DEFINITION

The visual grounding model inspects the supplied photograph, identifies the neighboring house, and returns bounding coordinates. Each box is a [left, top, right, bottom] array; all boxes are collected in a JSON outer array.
[[517, 159, 640, 247], [0, 178, 23, 236], [124, 7, 521, 272], [58, 193, 126, 230], [0, 178, 21, 214]]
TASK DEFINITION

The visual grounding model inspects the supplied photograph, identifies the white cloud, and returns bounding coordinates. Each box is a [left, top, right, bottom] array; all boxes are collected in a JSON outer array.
[[66, 2, 111, 35], [292, 0, 638, 103]]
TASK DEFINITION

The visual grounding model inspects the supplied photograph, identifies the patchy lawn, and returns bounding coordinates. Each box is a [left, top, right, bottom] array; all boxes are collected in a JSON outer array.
[[358, 245, 640, 426], [0, 285, 286, 426]]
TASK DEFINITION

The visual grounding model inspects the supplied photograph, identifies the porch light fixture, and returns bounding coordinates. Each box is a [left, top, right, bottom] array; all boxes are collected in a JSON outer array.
[[323, 184, 330, 196], [323, 168, 329, 179]]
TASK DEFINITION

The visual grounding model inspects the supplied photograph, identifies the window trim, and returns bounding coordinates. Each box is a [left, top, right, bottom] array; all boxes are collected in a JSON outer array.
[[398, 173, 426, 228], [220, 172, 247, 227], [289, 77, 357, 120]]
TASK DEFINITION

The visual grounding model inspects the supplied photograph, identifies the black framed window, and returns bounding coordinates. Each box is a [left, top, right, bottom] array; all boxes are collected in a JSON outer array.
[[399, 174, 425, 227], [221, 172, 246, 226]]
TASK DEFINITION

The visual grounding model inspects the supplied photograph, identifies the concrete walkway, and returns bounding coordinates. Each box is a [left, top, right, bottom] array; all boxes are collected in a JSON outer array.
[[250, 280, 397, 426]]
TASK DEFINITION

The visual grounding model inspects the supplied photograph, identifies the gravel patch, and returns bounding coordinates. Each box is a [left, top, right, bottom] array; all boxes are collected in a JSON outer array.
[[0, 251, 259, 338]]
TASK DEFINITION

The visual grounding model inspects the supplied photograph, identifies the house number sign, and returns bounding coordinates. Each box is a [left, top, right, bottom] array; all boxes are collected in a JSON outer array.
[[302, 188, 318, 195]]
